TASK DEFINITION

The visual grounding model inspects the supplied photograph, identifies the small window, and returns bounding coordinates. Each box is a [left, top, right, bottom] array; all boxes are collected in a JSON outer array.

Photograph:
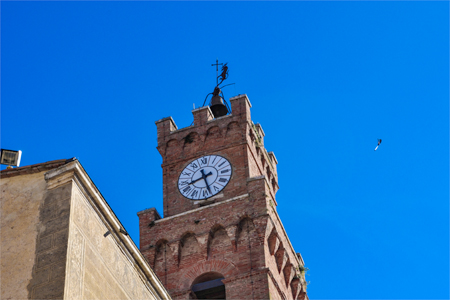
[[191, 272, 226, 299]]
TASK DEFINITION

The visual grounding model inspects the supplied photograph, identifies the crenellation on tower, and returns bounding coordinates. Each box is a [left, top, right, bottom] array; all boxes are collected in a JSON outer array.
[[229, 94, 252, 122], [268, 151, 278, 174], [155, 116, 178, 147], [192, 106, 214, 127], [254, 123, 265, 147]]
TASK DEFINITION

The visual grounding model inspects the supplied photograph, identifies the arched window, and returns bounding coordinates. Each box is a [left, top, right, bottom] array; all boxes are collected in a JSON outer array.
[[191, 272, 226, 299]]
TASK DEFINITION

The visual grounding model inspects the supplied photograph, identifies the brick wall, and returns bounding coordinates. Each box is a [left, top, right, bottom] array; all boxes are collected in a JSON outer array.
[[139, 94, 307, 299]]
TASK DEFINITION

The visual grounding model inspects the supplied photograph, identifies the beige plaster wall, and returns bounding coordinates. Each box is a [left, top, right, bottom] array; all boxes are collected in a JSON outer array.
[[65, 184, 159, 300], [1, 171, 47, 300]]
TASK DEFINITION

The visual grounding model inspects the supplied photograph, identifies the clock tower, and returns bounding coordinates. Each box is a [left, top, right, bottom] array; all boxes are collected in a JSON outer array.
[[138, 94, 308, 300]]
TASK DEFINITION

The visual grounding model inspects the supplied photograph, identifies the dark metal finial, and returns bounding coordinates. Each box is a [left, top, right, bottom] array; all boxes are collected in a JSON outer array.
[[211, 59, 228, 86], [217, 63, 228, 86]]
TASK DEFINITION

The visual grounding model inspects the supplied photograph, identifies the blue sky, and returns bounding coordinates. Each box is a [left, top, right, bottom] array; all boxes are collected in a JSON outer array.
[[1, 1, 448, 299]]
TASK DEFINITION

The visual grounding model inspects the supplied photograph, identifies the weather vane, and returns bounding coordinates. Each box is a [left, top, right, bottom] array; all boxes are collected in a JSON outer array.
[[202, 59, 232, 118], [211, 59, 228, 86]]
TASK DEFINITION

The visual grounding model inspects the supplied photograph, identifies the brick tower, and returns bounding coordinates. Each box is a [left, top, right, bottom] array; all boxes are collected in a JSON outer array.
[[138, 94, 308, 300]]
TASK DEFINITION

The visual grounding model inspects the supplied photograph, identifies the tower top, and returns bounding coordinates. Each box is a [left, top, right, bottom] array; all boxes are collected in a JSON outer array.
[[154, 93, 280, 218], [205, 60, 231, 118]]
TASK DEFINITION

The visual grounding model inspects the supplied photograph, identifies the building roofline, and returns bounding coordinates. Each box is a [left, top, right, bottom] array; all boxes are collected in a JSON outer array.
[[0, 158, 76, 178]]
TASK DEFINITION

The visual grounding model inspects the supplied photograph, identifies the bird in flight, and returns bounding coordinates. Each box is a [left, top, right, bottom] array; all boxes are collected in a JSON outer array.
[[374, 139, 382, 151]]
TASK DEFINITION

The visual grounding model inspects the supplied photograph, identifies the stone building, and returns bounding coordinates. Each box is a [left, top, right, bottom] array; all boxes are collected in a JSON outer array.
[[1, 158, 171, 300], [138, 94, 308, 299]]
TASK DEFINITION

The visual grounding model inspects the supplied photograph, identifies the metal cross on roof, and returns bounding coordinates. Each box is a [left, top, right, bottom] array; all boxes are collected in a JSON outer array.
[[211, 59, 223, 86], [211, 59, 228, 86]]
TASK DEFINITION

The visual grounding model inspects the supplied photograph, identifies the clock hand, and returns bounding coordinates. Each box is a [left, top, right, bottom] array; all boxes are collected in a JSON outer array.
[[188, 176, 204, 185], [188, 171, 213, 185], [200, 169, 212, 194], [204, 179, 211, 194]]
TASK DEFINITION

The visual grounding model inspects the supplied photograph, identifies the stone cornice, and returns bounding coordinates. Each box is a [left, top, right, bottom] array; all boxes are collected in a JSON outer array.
[[267, 267, 288, 299], [0, 158, 69, 179]]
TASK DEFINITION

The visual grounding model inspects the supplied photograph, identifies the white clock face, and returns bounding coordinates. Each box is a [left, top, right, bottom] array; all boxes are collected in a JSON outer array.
[[178, 155, 232, 200]]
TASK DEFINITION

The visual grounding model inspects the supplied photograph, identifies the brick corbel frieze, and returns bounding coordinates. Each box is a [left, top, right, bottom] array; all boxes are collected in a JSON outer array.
[[283, 263, 295, 288], [290, 277, 301, 300], [267, 267, 288, 300], [268, 229, 281, 256], [275, 246, 287, 273], [299, 285, 308, 300], [264, 217, 275, 240]]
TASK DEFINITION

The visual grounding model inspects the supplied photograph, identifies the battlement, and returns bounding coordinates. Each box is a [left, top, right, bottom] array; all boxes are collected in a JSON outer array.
[[154, 94, 279, 217], [155, 94, 251, 147]]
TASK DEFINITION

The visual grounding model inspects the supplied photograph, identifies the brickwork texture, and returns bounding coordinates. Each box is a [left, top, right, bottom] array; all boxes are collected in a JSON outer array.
[[139, 95, 307, 300]]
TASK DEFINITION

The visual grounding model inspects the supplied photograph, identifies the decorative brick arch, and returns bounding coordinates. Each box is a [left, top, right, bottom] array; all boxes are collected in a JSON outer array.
[[207, 224, 233, 259], [183, 131, 201, 147], [164, 138, 179, 157], [205, 125, 221, 140], [176, 259, 239, 291], [225, 121, 240, 138]]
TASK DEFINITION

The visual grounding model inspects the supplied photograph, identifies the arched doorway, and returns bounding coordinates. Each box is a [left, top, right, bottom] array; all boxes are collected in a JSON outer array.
[[190, 272, 226, 299]]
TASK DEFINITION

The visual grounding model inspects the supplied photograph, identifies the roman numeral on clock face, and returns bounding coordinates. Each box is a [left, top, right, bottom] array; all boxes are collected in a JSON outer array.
[[177, 155, 232, 200], [182, 186, 192, 194], [190, 189, 199, 198]]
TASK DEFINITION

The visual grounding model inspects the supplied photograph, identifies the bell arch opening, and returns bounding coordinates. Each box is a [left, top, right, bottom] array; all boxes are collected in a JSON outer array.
[[190, 272, 226, 299]]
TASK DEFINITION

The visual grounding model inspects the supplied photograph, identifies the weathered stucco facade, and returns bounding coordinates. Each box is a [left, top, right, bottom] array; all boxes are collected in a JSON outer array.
[[1, 168, 50, 299], [1, 159, 171, 300]]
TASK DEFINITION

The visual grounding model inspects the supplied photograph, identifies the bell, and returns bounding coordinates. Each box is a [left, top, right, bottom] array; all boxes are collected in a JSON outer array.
[[209, 87, 229, 118], [210, 95, 229, 118]]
